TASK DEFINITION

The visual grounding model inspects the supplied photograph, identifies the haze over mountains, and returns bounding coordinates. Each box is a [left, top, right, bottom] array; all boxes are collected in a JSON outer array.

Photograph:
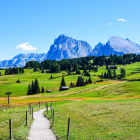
[[1, 35, 140, 68]]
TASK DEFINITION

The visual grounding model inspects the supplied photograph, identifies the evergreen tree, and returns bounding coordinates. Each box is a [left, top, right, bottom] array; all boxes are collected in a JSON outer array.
[[16, 79, 21, 83], [76, 76, 85, 87], [41, 87, 44, 93], [113, 69, 117, 79], [50, 74, 53, 79], [17, 68, 20, 74], [5, 68, 7, 75], [86, 79, 89, 84], [121, 68, 126, 78], [35, 79, 40, 94], [27, 84, 32, 95], [100, 73, 103, 78], [70, 82, 75, 88], [107, 68, 112, 78], [22, 68, 24, 73], [31, 80, 35, 94], [60, 76, 66, 86], [88, 75, 92, 84], [104, 72, 107, 78]]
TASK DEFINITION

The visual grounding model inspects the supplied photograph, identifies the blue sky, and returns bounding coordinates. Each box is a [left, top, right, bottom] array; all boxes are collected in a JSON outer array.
[[0, 0, 140, 61]]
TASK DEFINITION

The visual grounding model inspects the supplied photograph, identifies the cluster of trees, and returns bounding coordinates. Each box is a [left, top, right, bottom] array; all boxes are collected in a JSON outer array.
[[75, 75, 92, 87], [5, 67, 24, 75], [27, 79, 44, 95], [25, 53, 139, 73], [59, 74, 92, 88], [100, 68, 126, 79]]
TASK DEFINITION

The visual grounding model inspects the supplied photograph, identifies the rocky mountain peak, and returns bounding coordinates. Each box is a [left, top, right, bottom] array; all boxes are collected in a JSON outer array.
[[47, 35, 92, 61], [54, 34, 67, 45]]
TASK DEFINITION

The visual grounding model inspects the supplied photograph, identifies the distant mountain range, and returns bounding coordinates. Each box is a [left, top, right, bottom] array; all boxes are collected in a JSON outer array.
[[89, 36, 140, 56], [1, 35, 140, 68]]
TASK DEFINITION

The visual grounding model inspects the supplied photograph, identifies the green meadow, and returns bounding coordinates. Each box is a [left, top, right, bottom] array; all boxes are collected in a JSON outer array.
[[1, 62, 140, 139], [44, 99, 140, 140]]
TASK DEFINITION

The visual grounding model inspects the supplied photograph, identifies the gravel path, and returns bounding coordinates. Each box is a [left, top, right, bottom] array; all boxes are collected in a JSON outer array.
[[28, 108, 57, 140]]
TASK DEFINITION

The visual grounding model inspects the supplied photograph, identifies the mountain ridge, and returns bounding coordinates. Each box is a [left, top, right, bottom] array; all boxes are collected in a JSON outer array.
[[89, 36, 140, 56], [1, 35, 140, 68]]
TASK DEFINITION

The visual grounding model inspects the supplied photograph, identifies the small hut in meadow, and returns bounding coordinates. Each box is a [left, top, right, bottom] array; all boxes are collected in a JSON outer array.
[[60, 86, 69, 91], [46, 90, 51, 93]]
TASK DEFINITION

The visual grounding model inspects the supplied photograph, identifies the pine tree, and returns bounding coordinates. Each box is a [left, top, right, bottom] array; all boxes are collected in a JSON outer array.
[[41, 87, 44, 93], [104, 72, 107, 78], [113, 69, 117, 79], [31, 80, 35, 94], [5, 68, 7, 75], [88, 75, 92, 84], [60, 76, 66, 86], [35, 79, 40, 94], [76, 76, 85, 87], [121, 68, 126, 78], [50, 74, 53, 79], [86, 79, 89, 84], [22, 68, 24, 73], [27, 84, 32, 95], [16, 79, 21, 83], [100, 73, 103, 78], [107, 68, 112, 78], [17, 68, 20, 74]]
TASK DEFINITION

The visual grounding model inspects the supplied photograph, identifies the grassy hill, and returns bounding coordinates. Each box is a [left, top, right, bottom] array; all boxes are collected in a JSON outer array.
[[1, 62, 140, 139]]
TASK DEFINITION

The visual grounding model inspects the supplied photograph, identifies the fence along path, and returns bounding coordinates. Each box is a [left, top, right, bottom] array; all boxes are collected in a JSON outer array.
[[28, 108, 57, 140]]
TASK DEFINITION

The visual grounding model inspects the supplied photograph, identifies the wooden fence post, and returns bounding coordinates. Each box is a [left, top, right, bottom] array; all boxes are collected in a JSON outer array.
[[32, 107, 33, 119], [26, 111, 27, 126], [47, 103, 48, 114], [52, 110, 54, 126], [51, 105, 52, 117], [67, 118, 71, 140], [9, 119, 12, 140], [30, 105, 31, 116], [39, 101, 40, 108]]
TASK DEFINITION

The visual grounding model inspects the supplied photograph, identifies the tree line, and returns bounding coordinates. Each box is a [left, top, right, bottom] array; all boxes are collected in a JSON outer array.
[[100, 68, 126, 79], [24, 53, 139, 73], [5, 67, 24, 75]]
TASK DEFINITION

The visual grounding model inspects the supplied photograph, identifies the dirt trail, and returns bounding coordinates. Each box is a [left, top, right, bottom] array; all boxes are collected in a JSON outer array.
[[1, 81, 140, 103], [28, 108, 57, 140], [47, 81, 126, 97]]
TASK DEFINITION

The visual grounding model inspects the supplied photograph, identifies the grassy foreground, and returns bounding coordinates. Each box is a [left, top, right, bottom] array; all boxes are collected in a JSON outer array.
[[44, 99, 140, 140], [0, 103, 52, 140]]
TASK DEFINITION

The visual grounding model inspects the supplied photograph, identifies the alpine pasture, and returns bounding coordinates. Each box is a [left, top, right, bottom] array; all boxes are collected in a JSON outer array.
[[1, 62, 140, 139]]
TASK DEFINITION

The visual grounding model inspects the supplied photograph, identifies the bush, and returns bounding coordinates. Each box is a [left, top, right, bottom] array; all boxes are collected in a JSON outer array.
[[16, 79, 21, 83]]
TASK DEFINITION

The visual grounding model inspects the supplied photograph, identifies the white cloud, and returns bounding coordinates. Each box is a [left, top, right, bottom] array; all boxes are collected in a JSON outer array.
[[108, 23, 112, 25], [15, 42, 37, 51], [118, 18, 127, 22]]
